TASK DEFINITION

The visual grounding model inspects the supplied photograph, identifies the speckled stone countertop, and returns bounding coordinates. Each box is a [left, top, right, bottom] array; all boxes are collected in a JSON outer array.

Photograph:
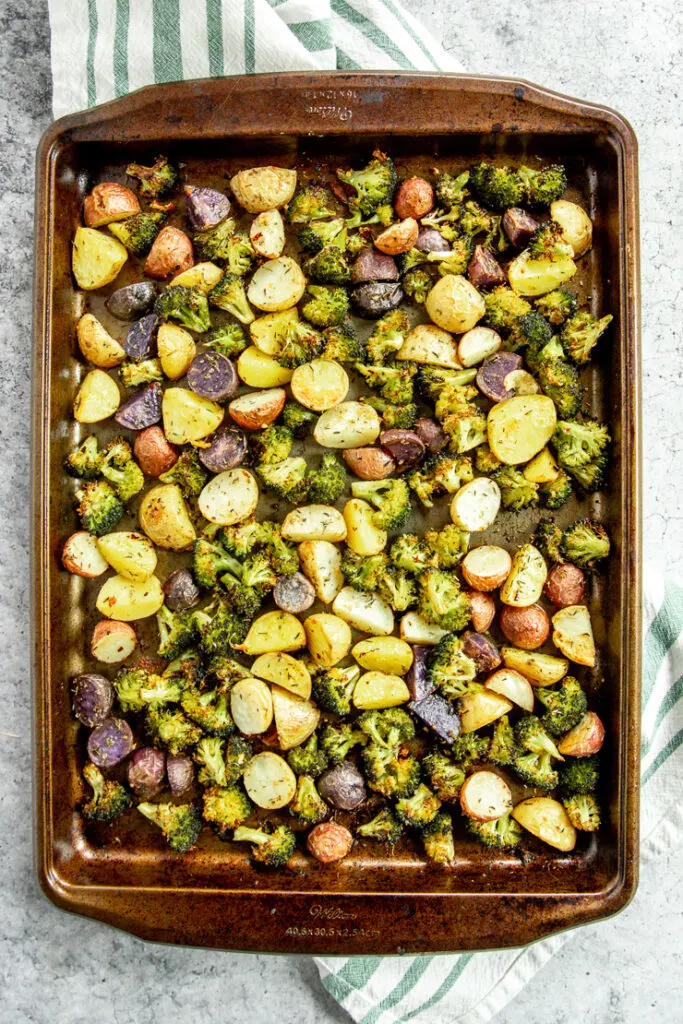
[[2, 1, 682, 1021]]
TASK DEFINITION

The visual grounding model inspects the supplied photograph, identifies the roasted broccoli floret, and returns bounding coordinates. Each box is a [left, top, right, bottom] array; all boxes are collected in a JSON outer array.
[[558, 755, 600, 795], [534, 288, 578, 326], [389, 534, 437, 575], [322, 321, 365, 363], [193, 598, 249, 656], [98, 442, 145, 503], [567, 455, 609, 492], [469, 162, 525, 211], [488, 715, 517, 766], [276, 320, 325, 369], [357, 808, 404, 844], [225, 231, 257, 276], [395, 783, 441, 830], [250, 425, 294, 465], [422, 752, 466, 802], [202, 785, 252, 835], [304, 246, 351, 285], [563, 793, 600, 831], [256, 457, 309, 504], [494, 465, 539, 511], [203, 322, 248, 357], [289, 775, 329, 826], [156, 604, 197, 661], [561, 518, 611, 567], [65, 435, 102, 479], [434, 169, 470, 208], [451, 732, 491, 768], [512, 715, 563, 789], [81, 762, 131, 822], [137, 801, 202, 852], [418, 569, 472, 633], [307, 453, 346, 504], [312, 665, 361, 717], [365, 308, 410, 365], [287, 185, 338, 224], [426, 238, 473, 276], [475, 444, 502, 476], [281, 400, 318, 437], [363, 396, 418, 430], [350, 478, 411, 530], [119, 358, 164, 387], [424, 524, 470, 569], [379, 567, 418, 611], [427, 634, 477, 700], [358, 708, 415, 749], [536, 338, 583, 418], [539, 469, 573, 509], [193, 735, 228, 787], [518, 164, 567, 207], [561, 311, 613, 364], [209, 273, 254, 324], [155, 285, 211, 333], [159, 448, 208, 496], [553, 417, 608, 470], [402, 266, 435, 304], [297, 218, 348, 254], [320, 722, 367, 765], [75, 480, 125, 535], [435, 385, 487, 453], [192, 217, 234, 263], [259, 522, 300, 575], [466, 811, 523, 850], [459, 199, 496, 240], [535, 677, 588, 737], [512, 309, 553, 358], [533, 517, 564, 563], [362, 744, 420, 799], [193, 538, 243, 589], [422, 810, 455, 864], [483, 286, 532, 332], [224, 734, 253, 783], [147, 707, 202, 754], [528, 221, 575, 263], [181, 686, 234, 736], [407, 452, 474, 508], [286, 733, 329, 778], [232, 824, 296, 867], [109, 211, 166, 254], [301, 285, 350, 328], [126, 155, 177, 197], [356, 361, 417, 405], [416, 364, 477, 400], [341, 550, 388, 592], [113, 667, 158, 712], [337, 150, 397, 217]]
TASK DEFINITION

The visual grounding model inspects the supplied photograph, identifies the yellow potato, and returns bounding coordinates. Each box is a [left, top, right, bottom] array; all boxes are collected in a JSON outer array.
[[95, 573, 164, 621], [281, 505, 347, 543], [73, 369, 120, 423], [162, 387, 223, 444], [507, 251, 576, 296], [138, 484, 196, 550], [298, 540, 344, 604], [459, 689, 513, 732], [170, 261, 223, 293], [399, 611, 449, 645], [271, 685, 321, 750], [500, 544, 547, 607], [247, 256, 306, 312], [550, 200, 593, 258], [353, 671, 410, 710], [236, 611, 306, 655], [242, 751, 297, 809], [250, 209, 286, 259], [290, 359, 349, 412], [250, 308, 299, 356], [230, 166, 297, 213], [96, 531, 157, 582], [523, 447, 559, 483], [304, 613, 352, 668], [197, 468, 259, 525], [397, 324, 461, 367], [237, 345, 294, 387], [352, 637, 414, 675], [332, 587, 394, 636], [72, 227, 128, 290], [314, 401, 381, 449], [76, 314, 126, 368], [230, 677, 274, 735], [500, 646, 569, 686], [487, 395, 557, 465], [551, 605, 596, 666], [425, 274, 485, 333], [512, 797, 577, 852], [250, 652, 312, 699], [343, 498, 387, 556], [156, 324, 197, 380]]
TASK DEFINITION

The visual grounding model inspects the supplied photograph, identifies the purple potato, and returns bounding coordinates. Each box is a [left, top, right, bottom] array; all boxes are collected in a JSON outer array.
[[414, 417, 447, 454], [187, 352, 238, 401], [163, 568, 201, 612], [351, 282, 404, 319], [87, 717, 135, 768], [71, 673, 114, 727], [115, 382, 163, 429], [476, 352, 524, 403], [317, 761, 366, 810], [198, 426, 248, 472], [416, 227, 450, 253], [123, 314, 160, 360], [127, 747, 166, 798], [462, 631, 502, 674], [409, 694, 461, 743], [405, 646, 433, 702], [106, 281, 158, 321], [351, 250, 399, 284], [166, 753, 195, 795], [467, 245, 506, 289], [502, 207, 539, 248], [184, 185, 231, 230], [379, 429, 425, 471], [273, 573, 315, 614]]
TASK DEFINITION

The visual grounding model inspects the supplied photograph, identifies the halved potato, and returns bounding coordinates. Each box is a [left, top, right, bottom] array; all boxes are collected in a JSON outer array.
[[96, 531, 157, 582], [485, 668, 535, 712], [95, 573, 164, 621], [500, 544, 547, 607], [550, 200, 593, 258], [353, 671, 410, 710], [197, 468, 259, 525], [171, 261, 223, 293], [281, 505, 347, 543], [460, 771, 512, 821], [399, 612, 448, 645], [290, 359, 349, 412], [237, 346, 294, 387], [352, 637, 413, 676], [139, 484, 196, 550], [242, 751, 297, 809], [450, 478, 501, 532], [250, 652, 312, 699], [84, 182, 140, 227], [229, 387, 287, 429], [314, 402, 381, 449], [91, 619, 137, 663], [162, 387, 223, 444], [523, 447, 559, 483], [461, 545, 512, 591], [156, 323, 196, 380], [72, 227, 128, 289], [507, 250, 576, 296], [500, 646, 568, 686], [250, 308, 299, 356], [512, 797, 577, 852], [304, 613, 352, 668], [459, 689, 513, 733], [457, 326, 501, 367], [73, 369, 121, 423], [271, 685, 321, 750], [247, 256, 306, 312], [77, 314, 126, 368], [487, 395, 557, 465], [551, 605, 596, 666], [62, 531, 109, 577], [343, 498, 387, 556], [425, 274, 485, 333], [397, 324, 461, 368], [333, 587, 394, 636], [250, 209, 286, 259], [230, 166, 297, 214], [298, 540, 344, 604], [230, 677, 274, 735], [235, 611, 306, 655], [557, 711, 605, 757]]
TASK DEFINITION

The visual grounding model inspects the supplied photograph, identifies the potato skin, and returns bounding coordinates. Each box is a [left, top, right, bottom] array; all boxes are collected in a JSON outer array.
[[466, 590, 496, 633], [144, 226, 194, 279], [374, 217, 419, 256], [230, 166, 297, 213], [394, 177, 434, 220], [84, 182, 140, 227], [499, 604, 550, 650], [544, 563, 586, 608], [139, 484, 196, 550], [229, 388, 286, 429], [134, 425, 178, 477], [307, 822, 354, 863], [343, 446, 396, 480], [77, 314, 126, 368]]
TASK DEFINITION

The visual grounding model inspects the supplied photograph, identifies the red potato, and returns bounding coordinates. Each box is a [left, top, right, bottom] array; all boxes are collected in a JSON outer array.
[[134, 425, 179, 476], [394, 177, 434, 220], [499, 603, 550, 650], [228, 388, 287, 429], [374, 218, 419, 256], [460, 770, 512, 821], [61, 531, 109, 577], [306, 822, 354, 864], [351, 250, 399, 283], [544, 563, 586, 608], [462, 631, 501, 674], [343, 447, 396, 480], [91, 619, 137, 664], [485, 667, 535, 712], [461, 545, 512, 591], [467, 590, 496, 632], [84, 182, 140, 227], [144, 226, 194, 279], [558, 712, 605, 757]]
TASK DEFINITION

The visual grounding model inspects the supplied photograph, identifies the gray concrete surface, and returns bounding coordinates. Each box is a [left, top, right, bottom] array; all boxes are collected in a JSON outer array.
[[1, 1, 681, 1021]]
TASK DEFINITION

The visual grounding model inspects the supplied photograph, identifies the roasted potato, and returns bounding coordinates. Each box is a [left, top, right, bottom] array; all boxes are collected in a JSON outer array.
[[134, 425, 178, 477], [457, 326, 501, 367], [332, 587, 394, 636], [557, 711, 605, 757], [95, 573, 164, 621], [61, 531, 109, 577], [84, 182, 140, 227], [156, 323, 197, 379], [304, 613, 352, 668], [343, 498, 387, 556], [399, 611, 448, 645], [115, 382, 162, 430], [242, 751, 297, 809], [460, 770, 512, 821], [487, 395, 557, 464], [374, 217, 419, 255], [236, 611, 306, 655], [96, 531, 157, 582], [484, 667, 535, 712], [290, 359, 349, 412], [499, 604, 550, 650], [342, 447, 396, 480], [72, 228, 128, 290], [139, 484, 196, 550], [237, 346, 294, 388], [459, 689, 513, 733], [171, 261, 223, 293], [273, 572, 316, 614], [550, 200, 593, 257], [397, 323, 461, 368], [467, 590, 496, 633], [551, 605, 596, 666], [250, 209, 286, 259], [230, 677, 274, 735], [500, 646, 568, 686], [314, 402, 381, 449], [307, 822, 353, 863], [461, 545, 512, 591], [250, 652, 312, 700], [424, 274, 485, 333], [512, 797, 577, 851], [247, 256, 306, 311], [353, 671, 410, 710], [229, 387, 287, 429], [76, 314, 126, 368], [523, 447, 559, 484], [476, 352, 523, 403], [271, 685, 320, 750], [162, 387, 224, 444], [144, 226, 194, 279], [394, 177, 434, 220], [352, 636, 413, 676], [450, 478, 501, 533], [462, 631, 501, 674], [281, 505, 347, 543], [250, 308, 299, 356], [544, 563, 586, 608], [500, 544, 548, 607], [230, 166, 297, 213], [73, 369, 121, 423], [197, 468, 259, 525], [298, 540, 344, 604], [90, 619, 138, 664], [508, 250, 576, 296]]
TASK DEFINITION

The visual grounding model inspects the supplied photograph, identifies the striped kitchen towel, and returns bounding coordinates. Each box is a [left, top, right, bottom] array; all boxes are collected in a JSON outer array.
[[48, 4, 679, 1022]]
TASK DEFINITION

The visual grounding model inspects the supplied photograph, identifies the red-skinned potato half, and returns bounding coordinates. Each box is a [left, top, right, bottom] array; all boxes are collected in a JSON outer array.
[[558, 711, 605, 757]]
